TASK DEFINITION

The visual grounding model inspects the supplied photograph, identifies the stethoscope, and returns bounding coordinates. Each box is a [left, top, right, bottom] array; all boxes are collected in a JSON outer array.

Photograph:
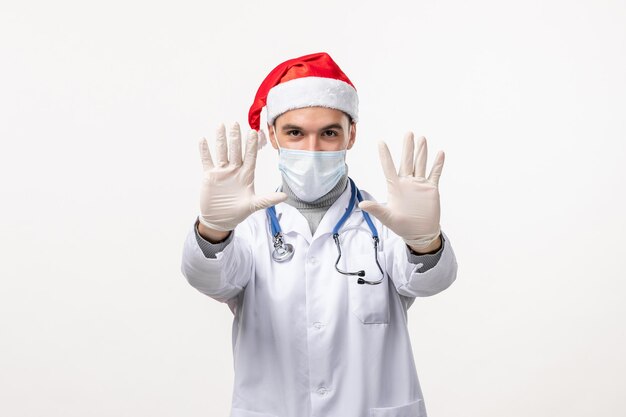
[[265, 177, 384, 285]]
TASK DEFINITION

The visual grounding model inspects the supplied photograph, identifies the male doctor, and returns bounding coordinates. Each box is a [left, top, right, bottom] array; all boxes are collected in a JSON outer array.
[[181, 52, 458, 417]]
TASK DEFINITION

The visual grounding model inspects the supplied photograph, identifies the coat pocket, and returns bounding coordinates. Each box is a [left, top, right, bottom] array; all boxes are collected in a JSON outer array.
[[230, 408, 277, 417], [346, 253, 390, 324], [369, 399, 426, 417]]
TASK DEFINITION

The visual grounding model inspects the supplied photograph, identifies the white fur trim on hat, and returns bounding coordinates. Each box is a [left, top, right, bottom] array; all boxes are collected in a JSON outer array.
[[265, 76, 359, 125]]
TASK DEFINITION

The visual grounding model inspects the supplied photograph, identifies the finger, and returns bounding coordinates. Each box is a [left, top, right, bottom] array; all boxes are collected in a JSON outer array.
[[241, 130, 259, 175], [358, 201, 393, 225], [228, 123, 243, 167], [215, 123, 228, 167], [251, 192, 288, 212], [427, 150, 445, 186], [198, 137, 214, 171], [377, 141, 398, 183], [398, 132, 415, 177], [414, 136, 427, 178]]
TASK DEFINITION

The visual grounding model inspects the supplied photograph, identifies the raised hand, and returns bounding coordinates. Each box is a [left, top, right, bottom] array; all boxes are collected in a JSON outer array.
[[198, 123, 287, 232], [358, 133, 444, 251]]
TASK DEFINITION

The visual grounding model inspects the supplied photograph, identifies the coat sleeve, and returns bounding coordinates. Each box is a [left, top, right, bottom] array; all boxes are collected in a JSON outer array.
[[180, 219, 255, 303], [384, 228, 458, 298]]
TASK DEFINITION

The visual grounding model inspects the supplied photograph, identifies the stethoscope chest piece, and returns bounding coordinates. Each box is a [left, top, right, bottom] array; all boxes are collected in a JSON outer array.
[[272, 233, 295, 262]]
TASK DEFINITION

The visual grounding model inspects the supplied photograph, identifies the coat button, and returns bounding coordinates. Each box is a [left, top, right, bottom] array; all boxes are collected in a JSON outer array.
[[308, 257, 318, 264], [316, 387, 329, 396], [313, 321, 324, 330]]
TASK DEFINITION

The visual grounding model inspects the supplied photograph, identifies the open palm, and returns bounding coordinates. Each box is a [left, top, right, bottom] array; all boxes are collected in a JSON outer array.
[[198, 123, 287, 232], [359, 133, 444, 250]]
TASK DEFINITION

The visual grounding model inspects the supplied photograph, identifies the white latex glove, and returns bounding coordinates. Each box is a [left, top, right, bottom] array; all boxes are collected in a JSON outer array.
[[358, 133, 444, 250], [198, 123, 287, 231]]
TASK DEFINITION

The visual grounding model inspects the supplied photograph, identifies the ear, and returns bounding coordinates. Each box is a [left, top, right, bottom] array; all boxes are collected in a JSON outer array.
[[346, 121, 357, 150], [267, 123, 279, 150]]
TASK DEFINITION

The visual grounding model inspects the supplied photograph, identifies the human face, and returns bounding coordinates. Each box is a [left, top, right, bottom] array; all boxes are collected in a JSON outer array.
[[268, 107, 357, 151]]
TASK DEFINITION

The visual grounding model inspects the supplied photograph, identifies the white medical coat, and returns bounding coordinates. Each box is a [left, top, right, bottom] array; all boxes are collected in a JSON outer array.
[[181, 186, 458, 417]]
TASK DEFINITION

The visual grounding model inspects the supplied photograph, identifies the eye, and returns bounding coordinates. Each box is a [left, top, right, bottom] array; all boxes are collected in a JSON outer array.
[[322, 130, 339, 137], [286, 129, 302, 137]]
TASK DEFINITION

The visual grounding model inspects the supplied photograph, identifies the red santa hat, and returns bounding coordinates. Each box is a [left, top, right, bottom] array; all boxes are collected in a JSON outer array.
[[248, 52, 359, 144]]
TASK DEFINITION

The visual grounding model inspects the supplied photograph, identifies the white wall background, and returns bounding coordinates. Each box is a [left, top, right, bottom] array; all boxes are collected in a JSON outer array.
[[1, 0, 625, 416]]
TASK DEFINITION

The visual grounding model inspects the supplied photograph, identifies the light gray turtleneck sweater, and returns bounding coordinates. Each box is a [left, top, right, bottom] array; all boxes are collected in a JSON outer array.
[[194, 169, 444, 272]]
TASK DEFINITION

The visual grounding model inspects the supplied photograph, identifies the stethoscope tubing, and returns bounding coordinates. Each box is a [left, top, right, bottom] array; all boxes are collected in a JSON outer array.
[[265, 177, 384, 285]]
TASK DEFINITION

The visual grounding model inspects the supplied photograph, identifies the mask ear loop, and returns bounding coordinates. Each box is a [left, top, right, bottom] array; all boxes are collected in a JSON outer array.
[[269, 125, 283, 153]]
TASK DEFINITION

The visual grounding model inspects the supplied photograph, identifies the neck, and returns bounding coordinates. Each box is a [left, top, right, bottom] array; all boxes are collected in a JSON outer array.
[[282, 168, 349, 210]]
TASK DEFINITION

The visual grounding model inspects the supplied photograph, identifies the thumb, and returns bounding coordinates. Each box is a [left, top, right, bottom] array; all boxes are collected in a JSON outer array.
[[358, 201, 393, 224], [251, 192, 288, 212]]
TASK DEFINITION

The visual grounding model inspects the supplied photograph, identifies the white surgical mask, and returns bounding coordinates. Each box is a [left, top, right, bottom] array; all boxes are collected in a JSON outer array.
[[277, 147, 347, 202]]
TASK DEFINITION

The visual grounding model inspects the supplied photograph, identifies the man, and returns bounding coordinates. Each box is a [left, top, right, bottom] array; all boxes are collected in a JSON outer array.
[[181, 52, 458, 417]]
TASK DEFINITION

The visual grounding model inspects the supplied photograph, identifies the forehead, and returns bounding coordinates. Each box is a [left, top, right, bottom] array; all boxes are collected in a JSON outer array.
[[274, 107, 349, 127]]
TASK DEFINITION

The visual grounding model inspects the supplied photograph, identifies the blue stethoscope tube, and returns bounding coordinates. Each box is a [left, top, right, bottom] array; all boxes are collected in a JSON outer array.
[[266, 178, 384, 285]]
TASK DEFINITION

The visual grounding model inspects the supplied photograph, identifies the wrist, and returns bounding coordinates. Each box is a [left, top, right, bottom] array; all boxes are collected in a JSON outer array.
[[197, 219, 231, 243], [407, 234, 442, 255]]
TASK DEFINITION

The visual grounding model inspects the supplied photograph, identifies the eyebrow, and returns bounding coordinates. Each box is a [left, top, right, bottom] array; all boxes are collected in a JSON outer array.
[[280, 123, 344, 131]]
